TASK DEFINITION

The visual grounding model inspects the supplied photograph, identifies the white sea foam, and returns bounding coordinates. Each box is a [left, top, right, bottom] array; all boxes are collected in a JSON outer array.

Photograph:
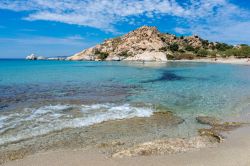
[[0, 116, 8, 129], [0, 103, 154, 145]]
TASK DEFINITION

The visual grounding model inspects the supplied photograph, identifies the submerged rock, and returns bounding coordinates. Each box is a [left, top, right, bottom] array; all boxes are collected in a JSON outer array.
[[196, 116, 242, 142], [196, 116, 221, 126]]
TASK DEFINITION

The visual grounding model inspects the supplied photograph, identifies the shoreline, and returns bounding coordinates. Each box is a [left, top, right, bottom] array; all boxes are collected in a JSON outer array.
[[21, 57, 250, 65], [2, 124, 250, 166], [169, 57, 250, 65], [1, 111, 250, 166]]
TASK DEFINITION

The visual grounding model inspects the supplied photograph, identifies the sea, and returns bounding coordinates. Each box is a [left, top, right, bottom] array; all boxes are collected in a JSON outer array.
[[1, 59, 250, 146]]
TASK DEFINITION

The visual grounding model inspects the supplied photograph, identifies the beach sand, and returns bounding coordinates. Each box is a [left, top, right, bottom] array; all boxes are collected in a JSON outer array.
[[2, 125, 250, 166], [171, 57, 250, 65]]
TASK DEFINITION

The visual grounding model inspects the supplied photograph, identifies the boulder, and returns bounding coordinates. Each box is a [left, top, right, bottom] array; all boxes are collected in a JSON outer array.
[[25, 54, 37, 60], [37, 56, 47, 60], [124, 51, 167, 62]]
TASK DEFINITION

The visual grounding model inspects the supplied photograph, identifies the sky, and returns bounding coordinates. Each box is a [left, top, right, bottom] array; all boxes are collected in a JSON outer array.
[[0, 0, 250, 58]]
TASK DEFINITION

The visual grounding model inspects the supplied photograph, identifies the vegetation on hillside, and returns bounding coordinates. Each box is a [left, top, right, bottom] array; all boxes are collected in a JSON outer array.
[[94, 50, 109, 60], [165, 38, 250, 60], [72, 26, 250, 61]]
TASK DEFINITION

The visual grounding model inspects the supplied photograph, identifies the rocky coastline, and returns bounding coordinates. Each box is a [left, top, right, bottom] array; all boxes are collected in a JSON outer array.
[[25, 26, 250, 62], [66, 26, 250, 62]]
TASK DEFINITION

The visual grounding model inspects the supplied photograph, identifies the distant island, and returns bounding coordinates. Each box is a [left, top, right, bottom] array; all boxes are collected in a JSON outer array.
[[26, 26, 250, 62], [26, 54, 67, 61]]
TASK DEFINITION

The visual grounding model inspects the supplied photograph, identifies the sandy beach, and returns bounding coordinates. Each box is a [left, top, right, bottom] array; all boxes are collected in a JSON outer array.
[[171, 57, 250, 65], [2, 124, 250, 166]]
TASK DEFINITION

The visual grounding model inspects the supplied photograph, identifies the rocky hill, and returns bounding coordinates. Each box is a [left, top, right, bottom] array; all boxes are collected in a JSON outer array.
[[67, 26, 249, 61]]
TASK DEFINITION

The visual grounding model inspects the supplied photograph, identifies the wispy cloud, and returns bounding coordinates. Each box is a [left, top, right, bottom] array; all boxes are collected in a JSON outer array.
[[0, 0, 189, 32], [0, 35, 86, 45], [0, 0, 249, 43], [175, 0, 250, 44]]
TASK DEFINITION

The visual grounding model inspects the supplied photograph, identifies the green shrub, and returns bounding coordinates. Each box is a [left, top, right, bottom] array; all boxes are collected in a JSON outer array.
[[223, 46, 250, 58], [240, 44, 248, 47], [94, 50, 109, 60], [118, 51, 130, 57], [185, 45, 195, 52], [169, 43, 179, 52], [183, 39, 188, 43], [197, 49, 209, 57], [160, 37, 166, 42], [98, 52, 109, 60], [201, 40, 209, 46], [208, 51, 217, 58], [215, 43, 233, 51], [166, 54, 175, 60], [194, 47, 200, 53]]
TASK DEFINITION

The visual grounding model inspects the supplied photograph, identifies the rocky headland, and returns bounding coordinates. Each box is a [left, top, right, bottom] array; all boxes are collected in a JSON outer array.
[[67, 26, 250, 62]]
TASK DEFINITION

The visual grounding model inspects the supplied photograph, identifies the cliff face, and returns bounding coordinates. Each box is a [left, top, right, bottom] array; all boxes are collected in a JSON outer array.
[[67, 26, 217, 61]]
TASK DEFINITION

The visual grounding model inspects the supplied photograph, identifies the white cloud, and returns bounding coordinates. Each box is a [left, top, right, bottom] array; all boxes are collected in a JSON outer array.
[[178, 0, 250, 44], [0, 0, 191, 32], [0, 0, 249, 43], [0, 35, 86, 45]]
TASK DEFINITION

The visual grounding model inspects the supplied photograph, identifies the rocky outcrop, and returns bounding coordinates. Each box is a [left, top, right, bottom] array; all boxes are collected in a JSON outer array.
[[37, 56, 47, 60], [196, 116, 242, 143], [67, 26, 167, 61], [26, 54, 47, 60], [112, 136, 213, 157], [25, 54, 37, 60], [67, 26, 220, 61], [25, 54, 66, 61]]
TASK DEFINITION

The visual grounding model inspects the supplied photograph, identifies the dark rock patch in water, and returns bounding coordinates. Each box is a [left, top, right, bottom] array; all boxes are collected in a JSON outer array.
[[141, 70, 186, 83], [0, 83, 141, 112]]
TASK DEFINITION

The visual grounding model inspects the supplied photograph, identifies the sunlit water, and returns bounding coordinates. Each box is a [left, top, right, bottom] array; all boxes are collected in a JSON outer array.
[[1, 59, 250, 145]]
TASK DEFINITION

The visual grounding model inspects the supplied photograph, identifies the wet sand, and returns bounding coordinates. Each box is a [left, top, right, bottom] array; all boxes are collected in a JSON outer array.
[[1, 108, 249, 165], [2, 125, 250, 166], [0, 111, 189, 164]]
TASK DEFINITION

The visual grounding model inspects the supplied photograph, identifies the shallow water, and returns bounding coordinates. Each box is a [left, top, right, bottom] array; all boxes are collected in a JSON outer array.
[[1, 60, 250, 145]]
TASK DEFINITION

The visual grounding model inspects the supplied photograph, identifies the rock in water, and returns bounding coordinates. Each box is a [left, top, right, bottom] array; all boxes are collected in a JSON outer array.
[[37, 56, 47, 60], [25, 54, 37, 60], [196, 116, 221, 126]]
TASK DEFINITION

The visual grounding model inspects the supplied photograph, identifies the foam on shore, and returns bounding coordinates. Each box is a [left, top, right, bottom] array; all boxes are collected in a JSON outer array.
[[0, 103, 154, 145]]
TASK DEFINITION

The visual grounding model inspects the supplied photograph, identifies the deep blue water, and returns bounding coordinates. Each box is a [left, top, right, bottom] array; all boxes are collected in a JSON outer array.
[[0, 59, 250, 144]]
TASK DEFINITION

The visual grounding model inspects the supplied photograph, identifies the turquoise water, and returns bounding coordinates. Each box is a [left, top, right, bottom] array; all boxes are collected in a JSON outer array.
[[1, 60, 250, 145]]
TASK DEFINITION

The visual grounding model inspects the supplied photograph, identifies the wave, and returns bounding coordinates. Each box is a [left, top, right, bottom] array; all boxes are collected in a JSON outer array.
[[0, 103, 154, 145]]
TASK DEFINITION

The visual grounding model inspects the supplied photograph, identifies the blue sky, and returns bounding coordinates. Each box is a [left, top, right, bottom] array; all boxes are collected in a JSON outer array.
[[0, 0, 250, 58]]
